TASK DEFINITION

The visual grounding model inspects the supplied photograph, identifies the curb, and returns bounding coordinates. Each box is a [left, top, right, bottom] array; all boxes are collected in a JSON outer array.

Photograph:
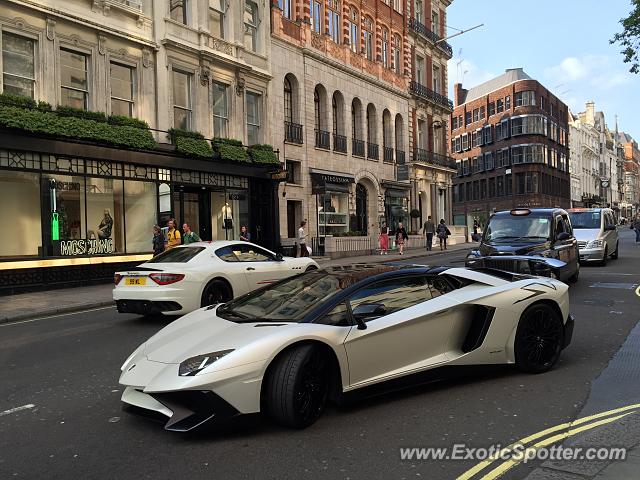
[[318, 244, 472, 266], [0, 300, 115, 325]]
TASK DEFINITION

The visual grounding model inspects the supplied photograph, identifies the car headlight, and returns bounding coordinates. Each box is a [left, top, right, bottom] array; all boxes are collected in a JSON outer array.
[[586, 239, 604, 248], [178, 349, 234, 376], [121, 343, 145, 372], [466, 250, 481, 259]]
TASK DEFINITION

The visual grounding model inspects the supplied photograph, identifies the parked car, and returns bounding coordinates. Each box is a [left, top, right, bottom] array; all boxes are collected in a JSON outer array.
[[568, 208, 619, 266], [113, 241, 318, 315], [466, 208, 580, 283], [119, 263, 574, 431]]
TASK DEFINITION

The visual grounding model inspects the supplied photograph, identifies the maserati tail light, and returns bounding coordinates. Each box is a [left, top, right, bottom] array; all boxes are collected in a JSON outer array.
[[114, 273, 123, 285], [149, 273, 185, 285]]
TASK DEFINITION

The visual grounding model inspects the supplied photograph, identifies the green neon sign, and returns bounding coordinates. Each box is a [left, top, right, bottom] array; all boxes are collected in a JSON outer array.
[[52, 212, 59, 241]]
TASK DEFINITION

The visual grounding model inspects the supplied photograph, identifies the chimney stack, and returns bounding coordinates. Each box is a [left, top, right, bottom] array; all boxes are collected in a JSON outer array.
[[454, 83, 467, 107], [585, 101, 595, 126]]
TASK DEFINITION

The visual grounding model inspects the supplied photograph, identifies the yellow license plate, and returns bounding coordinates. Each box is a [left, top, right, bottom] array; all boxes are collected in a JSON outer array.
[[125, 277, 146, 286]]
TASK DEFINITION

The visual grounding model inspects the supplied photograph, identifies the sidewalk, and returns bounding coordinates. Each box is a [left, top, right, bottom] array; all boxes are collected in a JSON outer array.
[[0, 243, 471, 324]]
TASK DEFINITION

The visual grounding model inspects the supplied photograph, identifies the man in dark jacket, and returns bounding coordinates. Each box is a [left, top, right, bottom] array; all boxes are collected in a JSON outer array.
[[422, 216, 435, 251]]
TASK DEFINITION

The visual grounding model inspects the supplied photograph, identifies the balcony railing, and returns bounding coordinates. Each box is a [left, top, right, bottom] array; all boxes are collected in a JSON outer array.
[[383, 146, 394, 163], [367, 142, 379, 160], [352, 138, 365, 157], [409, 81, 454, 111], [284, 121, 303, 144], [333, 133, 347, 153], [413, 148, 457, 170], [396, 150, 406, 165], [408, 18, 453, 57], [315, 129, 330, 149]]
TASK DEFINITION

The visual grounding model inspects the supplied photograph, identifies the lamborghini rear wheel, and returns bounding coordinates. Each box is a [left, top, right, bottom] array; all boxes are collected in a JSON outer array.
[[266, 344, 329, 429], [515, 304, 564, 374]]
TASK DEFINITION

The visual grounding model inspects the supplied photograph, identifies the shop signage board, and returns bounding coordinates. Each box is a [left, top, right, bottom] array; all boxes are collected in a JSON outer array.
[[54, 239, 115, 256], [396, 164, 409, 181]]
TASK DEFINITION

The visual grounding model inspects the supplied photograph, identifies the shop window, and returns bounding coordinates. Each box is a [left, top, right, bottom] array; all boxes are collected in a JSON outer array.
[[86, 177, 124, 251], [211, 190, 249, 241], [2, 32, 36, 98], [0, 170, 41, 257], [124, 180, 157, 253], [318, 192, 349, 236]]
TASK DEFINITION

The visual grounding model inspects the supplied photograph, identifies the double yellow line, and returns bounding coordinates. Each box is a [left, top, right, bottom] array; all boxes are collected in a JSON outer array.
[[457, 403, 640, 480]]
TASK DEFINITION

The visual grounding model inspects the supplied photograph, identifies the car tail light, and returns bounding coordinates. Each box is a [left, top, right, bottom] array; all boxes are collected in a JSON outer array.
[[149, 273, 185, 285], [114, 274, 123, 285]]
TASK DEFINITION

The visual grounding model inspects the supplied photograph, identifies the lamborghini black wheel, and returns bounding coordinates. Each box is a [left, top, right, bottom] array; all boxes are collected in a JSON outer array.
[[266, 344, 329, 428], [515, 304, 564, 374]]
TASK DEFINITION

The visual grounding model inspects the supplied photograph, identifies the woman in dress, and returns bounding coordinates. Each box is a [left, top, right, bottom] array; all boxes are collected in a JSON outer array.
[[395, 222, 408, 255], [436, 219, 451, 251], [379, 222, 389, 255]]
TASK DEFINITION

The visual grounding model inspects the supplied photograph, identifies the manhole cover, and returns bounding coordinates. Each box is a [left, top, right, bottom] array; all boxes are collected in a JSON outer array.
[[589, 283, 638, 290]]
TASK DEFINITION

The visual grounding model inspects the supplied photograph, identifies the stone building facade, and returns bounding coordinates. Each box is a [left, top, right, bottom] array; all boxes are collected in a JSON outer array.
[[270, 0, 426, 249], [450, 68, 571, 229], [407, 0, 456, 231]]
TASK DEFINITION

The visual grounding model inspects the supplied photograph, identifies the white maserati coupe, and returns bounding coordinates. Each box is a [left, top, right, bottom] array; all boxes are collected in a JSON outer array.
[[113, 241, 318, 316], [119, 262, 574, 431]]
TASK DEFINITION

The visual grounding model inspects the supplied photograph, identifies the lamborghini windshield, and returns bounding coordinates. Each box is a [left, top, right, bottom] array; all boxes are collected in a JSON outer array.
[[217, 271, 342, 322]]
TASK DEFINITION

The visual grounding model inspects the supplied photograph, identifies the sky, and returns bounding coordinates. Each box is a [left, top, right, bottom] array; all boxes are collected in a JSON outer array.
[[446, 0, 640, 138]]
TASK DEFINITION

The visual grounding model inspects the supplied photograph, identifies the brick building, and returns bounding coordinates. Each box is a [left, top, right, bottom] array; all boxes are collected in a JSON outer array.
[[270, 0, 417, 251], [450, 68, 571, 229]]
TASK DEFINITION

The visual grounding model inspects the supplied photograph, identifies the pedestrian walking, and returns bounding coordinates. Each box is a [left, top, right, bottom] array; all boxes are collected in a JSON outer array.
[[240, 225, 251, 242], [422, 215, 435, 251], [152, 225, 164, 256], [395, 222, 408, 255], [182, 223, 201, 244], [298, 220, 309, 257], [165, 218, 181, 249], [633, 215, 640, 243], [436, 219, 451, 251], [379, 222, 390, 255]]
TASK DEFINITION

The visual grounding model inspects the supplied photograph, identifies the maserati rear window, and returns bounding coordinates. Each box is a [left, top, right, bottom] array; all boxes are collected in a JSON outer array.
[[147, 247, 205, 263]]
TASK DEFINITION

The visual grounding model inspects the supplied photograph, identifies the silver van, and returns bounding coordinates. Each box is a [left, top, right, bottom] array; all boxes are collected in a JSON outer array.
[[567, 208, 619, 266]]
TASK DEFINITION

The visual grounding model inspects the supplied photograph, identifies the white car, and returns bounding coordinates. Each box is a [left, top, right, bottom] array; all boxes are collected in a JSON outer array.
[[113, 241, 318, 316], [119, 262, 574, 431]]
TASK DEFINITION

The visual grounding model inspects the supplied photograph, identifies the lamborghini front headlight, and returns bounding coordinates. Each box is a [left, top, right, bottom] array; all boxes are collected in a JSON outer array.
[[178, 349, 234, 376]]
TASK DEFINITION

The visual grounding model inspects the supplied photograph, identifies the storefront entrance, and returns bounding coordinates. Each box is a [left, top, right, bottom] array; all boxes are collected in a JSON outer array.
[[173, 188, 211, 241]]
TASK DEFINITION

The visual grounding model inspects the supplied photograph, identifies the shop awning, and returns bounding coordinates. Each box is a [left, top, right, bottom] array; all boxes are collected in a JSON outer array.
[[310, 169, 354, 194]]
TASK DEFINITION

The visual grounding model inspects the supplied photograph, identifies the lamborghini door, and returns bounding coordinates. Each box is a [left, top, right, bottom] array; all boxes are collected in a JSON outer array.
[[343, 275, 459, 388]]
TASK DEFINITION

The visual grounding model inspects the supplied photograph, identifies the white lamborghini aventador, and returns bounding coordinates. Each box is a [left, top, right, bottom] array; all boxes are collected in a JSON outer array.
[[113, 241, 318, 315], [119, 263, 574, 431]]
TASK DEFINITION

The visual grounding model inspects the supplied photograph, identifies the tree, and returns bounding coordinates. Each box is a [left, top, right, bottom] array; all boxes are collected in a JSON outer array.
[[611, 0, 640, 73]]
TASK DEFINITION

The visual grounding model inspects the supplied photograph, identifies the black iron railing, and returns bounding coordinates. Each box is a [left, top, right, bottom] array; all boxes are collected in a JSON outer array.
[[413, 148, 457, 170], [352, 138, 365, 157], [333, 133, 347, 153], [409, 81, 454, 111], [408, 17, 453, 56], [367, 142, 379, 160], [383, 146, 394, 163], [315, 129, 330, 149], [284, 121, 303, 144]]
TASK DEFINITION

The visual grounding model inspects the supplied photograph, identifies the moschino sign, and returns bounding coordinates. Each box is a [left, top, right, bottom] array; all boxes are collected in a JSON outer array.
[[58, 238, 115, 256]]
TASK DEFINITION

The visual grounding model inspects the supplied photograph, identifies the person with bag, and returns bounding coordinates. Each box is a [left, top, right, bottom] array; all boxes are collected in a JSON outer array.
[[395, 222, 409, 255], [633, 215, 640, 243], [182, 223, 201, 244], [152, 225, 164, 257], [436, 219, 451, 251], [379, 222, 390, 255], [165, 218, 181, 249]]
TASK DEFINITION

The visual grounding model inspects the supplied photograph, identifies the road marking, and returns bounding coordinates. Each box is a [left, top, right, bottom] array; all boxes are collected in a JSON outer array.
[[636, 285, 640, 297], [457, 403, 640, 480], [0, 306, 116, 327], [478, 412, 634, 480], [0, 404, 35, 417]]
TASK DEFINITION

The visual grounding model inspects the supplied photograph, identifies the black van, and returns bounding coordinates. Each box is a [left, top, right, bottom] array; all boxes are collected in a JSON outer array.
[[465, 208, 580, 283]]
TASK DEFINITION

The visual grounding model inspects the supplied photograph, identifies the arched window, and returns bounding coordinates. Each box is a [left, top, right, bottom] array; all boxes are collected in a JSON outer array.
[[348, 8, 359, 53], [314, 88, 320, 129], [351, 98, 364, 156], [366, 103, 378, 159], [355, 183, 368, 234], [332, 91, 346, 152], [314, 85, 329, 148], [363, 16, 374, 60], [383, 109, 392, 148], [284, 77, 293, 124], [391, 34, 402, 74], [381, 28, 389, 68]]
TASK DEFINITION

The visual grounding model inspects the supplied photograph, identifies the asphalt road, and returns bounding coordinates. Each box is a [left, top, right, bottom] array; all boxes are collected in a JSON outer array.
[[1, 232, 639, 480]]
